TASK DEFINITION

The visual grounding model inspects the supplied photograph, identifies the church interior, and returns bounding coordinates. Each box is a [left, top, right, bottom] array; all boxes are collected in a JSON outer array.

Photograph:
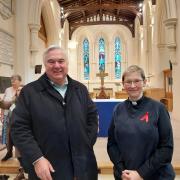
[[0, 0, 180, 179]]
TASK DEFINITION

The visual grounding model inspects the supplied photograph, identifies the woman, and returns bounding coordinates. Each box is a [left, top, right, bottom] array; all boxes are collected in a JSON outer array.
[[107, 65, 175, 180], [0, 74, 22, 161], [0, 85, 27, 180]]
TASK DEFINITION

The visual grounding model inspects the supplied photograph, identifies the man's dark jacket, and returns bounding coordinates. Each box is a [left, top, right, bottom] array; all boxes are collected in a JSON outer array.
[[11, 74, 98, 180]]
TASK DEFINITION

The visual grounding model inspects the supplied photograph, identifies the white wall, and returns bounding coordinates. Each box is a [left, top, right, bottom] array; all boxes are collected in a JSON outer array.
[[0, 7, 15, 77], [0, 15, 14, 35]]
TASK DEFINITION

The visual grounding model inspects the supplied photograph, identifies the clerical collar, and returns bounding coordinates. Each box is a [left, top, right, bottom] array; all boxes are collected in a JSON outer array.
[[129, 95, 144, 106], [131, 101, 137, 105]]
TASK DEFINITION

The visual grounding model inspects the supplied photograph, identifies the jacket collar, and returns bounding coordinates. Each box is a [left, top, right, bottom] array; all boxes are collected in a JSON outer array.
[[36, 73, 79, 104], [37, 73, 77, 90]]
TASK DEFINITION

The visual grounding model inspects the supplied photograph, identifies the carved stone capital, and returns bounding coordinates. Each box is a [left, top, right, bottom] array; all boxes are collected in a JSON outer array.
[[28, 24, 41, 67], [163, 18, 178, 64], [164, 18, 177, 49], [164, 18, 177, 26], [29, 24, 41, 52], [29, 24, 41, 32]]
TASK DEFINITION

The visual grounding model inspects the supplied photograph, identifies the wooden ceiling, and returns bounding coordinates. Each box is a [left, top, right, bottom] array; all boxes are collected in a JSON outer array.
[[57, 0, 147, 39]]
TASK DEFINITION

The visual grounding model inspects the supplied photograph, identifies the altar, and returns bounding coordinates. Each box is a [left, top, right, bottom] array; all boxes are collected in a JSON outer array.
[[94, 99, 125, 137]]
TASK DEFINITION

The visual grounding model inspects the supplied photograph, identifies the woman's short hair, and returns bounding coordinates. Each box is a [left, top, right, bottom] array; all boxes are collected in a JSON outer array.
[[11, 74, 22, 82], [122, 65, 145, 82]]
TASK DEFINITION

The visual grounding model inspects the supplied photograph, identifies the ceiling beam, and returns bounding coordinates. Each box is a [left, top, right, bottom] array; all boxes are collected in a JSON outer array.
[[64, 3, 138, 16]]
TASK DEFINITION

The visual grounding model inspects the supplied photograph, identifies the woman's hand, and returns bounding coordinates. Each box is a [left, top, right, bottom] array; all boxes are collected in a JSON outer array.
[[122, 170, 143, 180]]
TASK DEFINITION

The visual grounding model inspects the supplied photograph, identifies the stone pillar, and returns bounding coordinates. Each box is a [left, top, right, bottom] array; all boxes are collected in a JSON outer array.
[[29, 24, 41, 67], [165, 0, 177, 19], [15, 0, 31, 83], [164, 18, 177, 64]]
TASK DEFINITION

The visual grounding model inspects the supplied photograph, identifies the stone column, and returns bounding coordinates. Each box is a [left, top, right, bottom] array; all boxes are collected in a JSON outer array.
[[164, 18, 177, 64], [29, 24, 41, 67]]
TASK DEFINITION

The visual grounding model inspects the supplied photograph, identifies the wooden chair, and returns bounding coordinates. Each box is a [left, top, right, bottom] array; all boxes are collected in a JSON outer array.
[[160, 69, 173, 111]]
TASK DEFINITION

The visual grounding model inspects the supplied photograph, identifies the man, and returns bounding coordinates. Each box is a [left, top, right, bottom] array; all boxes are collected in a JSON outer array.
[[11, 45, 99, 180]]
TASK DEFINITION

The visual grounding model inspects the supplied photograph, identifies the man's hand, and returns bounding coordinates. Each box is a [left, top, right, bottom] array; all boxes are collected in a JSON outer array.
[[34, 157, 55, 180], [121, 170, 143, 180]]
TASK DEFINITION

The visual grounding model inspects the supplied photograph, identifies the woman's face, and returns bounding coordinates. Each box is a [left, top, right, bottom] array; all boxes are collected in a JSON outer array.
[[123, 71, 146, 101], [11, 79, 21, 89]]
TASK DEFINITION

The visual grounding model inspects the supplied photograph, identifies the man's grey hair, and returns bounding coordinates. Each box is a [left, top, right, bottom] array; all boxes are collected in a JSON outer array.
[[43, 45, 68, 62], [122, 65, 146, 82]]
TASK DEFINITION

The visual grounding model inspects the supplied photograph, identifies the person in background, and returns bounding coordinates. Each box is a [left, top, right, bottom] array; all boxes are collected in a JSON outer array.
[[107, 65, 175, 180], [0, 85, 27, 180], [0, 74, 22, 161], [0, 99, 12, 109], [11, 85, 28, 180], [11, 45, 98, 180]]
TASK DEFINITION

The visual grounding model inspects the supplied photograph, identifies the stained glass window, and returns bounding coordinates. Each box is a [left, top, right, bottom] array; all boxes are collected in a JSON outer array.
[[114, 37, 121, 79], [83, 38, 90, 80], [99, 38, 105, 71]]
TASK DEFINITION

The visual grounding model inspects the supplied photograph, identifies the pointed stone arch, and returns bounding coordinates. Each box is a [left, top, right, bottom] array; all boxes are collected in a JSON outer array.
[[41, 1, 59, 45], [27, 0, 60, 67], [28, 0, 60, 46]]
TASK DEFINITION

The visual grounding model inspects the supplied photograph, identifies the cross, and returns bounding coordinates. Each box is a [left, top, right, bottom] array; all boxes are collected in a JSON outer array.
[[96, 70, 108, 88]]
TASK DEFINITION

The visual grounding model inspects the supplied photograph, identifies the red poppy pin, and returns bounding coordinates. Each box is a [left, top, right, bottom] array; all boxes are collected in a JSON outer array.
[[140, 112, 149, 123]]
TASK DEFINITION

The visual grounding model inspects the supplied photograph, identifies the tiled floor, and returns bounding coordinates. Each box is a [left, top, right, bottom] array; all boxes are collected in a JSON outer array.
[[1, 174, 180, 180], [99, 175, 180, 180]]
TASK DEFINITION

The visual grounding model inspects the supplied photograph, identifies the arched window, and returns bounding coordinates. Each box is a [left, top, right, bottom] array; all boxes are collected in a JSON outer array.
[[83, 38, 90, 80], [114, 37, 121, 79], [99, 38, 105, 71]]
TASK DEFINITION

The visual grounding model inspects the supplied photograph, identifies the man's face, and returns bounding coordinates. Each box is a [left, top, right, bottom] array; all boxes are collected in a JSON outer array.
[[44, 49, 68, 85]]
